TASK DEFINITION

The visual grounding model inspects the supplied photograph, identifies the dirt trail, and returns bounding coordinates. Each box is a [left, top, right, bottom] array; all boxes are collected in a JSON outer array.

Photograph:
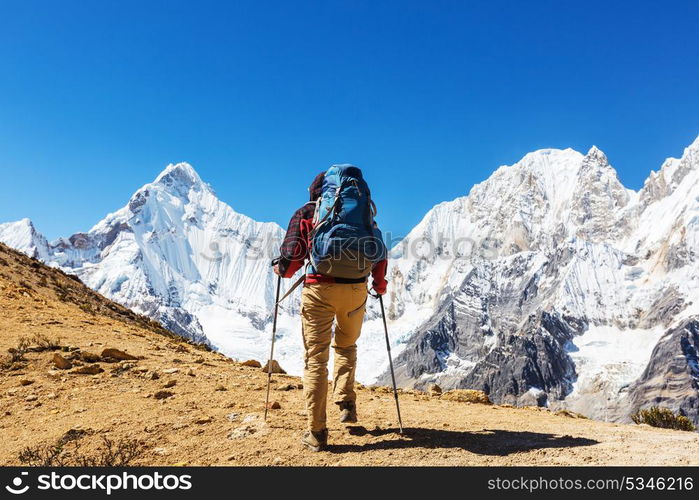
[[1, 242, 698, 466]]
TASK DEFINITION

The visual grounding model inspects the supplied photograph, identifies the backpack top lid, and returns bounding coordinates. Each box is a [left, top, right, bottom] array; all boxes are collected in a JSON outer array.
[[323, 164, 366, 188]]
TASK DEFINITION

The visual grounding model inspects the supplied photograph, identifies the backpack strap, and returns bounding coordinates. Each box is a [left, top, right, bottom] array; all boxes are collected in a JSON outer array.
[[308, 186, 342, 240]]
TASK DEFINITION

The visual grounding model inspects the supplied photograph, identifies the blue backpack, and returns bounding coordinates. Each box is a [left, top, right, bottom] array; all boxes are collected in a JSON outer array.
[[309, 165, 387, 279]]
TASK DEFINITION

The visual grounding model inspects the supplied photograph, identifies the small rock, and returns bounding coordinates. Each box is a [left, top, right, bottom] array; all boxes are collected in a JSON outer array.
[[163, 380, 177, 388], [241, 359, 262, 368], [25, 394, 38, 402], [52, 353, 72, 370], [215, 384, 227, 391], [19, 379, 34, 386], [186, 368, 196, 377], [229, 425, 255, 439], [153, 447, 168, 455], [111, 361, 136, 373], [261, 360, 286, 374], [163, 368, 179, 374], [194, 416, 212, 424], [149, 371, 160, 380], [101, 348, 139, 361], [72, 364, 104, 375], [81, 352, 101, 363], [276, 384, 294, 391], [154, 390, 174, 400], [46, 392, 58, 399], [265, 401, 282, 410], [229, 415, 269, 439], [226, 412, 241, 422]]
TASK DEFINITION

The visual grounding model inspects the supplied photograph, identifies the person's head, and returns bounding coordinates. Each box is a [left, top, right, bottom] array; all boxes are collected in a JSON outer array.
[[308, 172, 324, 201]]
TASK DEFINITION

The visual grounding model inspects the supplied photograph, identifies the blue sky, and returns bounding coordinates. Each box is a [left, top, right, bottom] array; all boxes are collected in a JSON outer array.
[[1, 0, 698, 241]]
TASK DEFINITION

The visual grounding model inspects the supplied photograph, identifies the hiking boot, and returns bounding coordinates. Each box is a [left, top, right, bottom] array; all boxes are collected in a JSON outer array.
[[301, 429, 328, 452], [338, 401, 357, 423]]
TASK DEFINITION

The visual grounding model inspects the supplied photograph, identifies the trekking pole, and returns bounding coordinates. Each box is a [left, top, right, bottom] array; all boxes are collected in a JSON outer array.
[[378, 294, 404, 434], [264, 260, 282, 421]]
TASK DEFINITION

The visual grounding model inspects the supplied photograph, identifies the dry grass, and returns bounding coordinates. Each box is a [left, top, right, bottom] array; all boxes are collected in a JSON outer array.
[[632, 407, 696, 432], [18, 432, 146, 467]]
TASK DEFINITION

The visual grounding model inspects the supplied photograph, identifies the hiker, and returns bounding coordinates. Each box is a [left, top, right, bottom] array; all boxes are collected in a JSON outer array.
[[274, 165, 388, 451]]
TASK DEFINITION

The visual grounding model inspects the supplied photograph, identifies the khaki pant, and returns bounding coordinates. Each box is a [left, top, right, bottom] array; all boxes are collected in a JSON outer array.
[[301, 282, 368, 432]]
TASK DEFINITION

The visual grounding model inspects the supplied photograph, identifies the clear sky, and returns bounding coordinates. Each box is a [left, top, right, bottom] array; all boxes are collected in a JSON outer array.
[[1, 0, 698, 241]]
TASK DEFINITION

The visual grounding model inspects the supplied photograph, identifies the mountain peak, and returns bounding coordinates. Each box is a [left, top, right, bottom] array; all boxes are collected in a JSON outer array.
[[0, 218, 48, 259], [147, 162, 216, 200], [154, 162, 203, 187], [584, 145, 608, 165]]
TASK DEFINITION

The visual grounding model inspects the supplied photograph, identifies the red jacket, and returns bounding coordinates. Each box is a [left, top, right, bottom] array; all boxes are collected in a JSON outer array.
[[278, 173, 388, 294]]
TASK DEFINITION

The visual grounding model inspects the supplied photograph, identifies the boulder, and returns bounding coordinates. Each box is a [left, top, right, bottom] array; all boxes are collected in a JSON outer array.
[[261, 360, 286, 374], [241, 359, 262, 368], [429, 384, 442, 396]]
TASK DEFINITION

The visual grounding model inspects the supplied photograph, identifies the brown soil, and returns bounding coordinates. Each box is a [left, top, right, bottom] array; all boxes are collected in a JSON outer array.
[[1, 242, 698, 466]]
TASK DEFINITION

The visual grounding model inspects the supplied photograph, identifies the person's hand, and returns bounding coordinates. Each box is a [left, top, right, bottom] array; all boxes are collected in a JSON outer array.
[[273, 264, 282, 276], [372, 279, 386, 295]]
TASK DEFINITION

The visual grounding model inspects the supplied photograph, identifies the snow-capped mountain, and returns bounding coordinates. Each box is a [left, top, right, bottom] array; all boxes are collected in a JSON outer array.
[[2, 135, 698, 426], [0, 164, 307, 371], [377, 135, 699, 425]]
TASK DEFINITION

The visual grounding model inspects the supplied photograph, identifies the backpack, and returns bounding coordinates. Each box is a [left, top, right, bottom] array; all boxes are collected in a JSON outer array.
[[309, 164, 387, 279]]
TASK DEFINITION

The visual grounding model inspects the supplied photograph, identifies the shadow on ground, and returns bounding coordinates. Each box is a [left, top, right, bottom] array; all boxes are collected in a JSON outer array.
[[329, 426, 599, 456]]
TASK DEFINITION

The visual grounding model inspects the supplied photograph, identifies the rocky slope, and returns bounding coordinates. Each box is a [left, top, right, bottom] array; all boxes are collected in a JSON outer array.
[[1, 241, 697, 466]]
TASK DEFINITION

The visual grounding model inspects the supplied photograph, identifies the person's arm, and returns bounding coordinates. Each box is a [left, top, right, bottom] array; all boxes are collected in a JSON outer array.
[[276, 207, 310, 278], [371, 259, 388, 295]]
